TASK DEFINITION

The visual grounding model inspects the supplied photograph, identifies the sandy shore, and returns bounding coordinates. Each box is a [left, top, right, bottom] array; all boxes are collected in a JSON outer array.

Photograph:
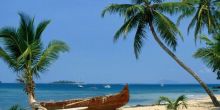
[[119, 95, 220, 110], [62, 95, 220, 110]]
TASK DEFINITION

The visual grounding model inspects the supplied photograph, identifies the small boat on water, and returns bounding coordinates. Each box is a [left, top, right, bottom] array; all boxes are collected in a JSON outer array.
[[78, 85, 84, 88], [104, 85, 111, 89], [40, 84, 129, 110]]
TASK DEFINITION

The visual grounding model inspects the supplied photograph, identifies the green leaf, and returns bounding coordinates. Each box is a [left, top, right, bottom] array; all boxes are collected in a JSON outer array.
[[35, 20, 50, 40], [134, 19, 146, 59], [114, 14, 141, 41], [0, 47, 16, 68], [101, 4, 134, 17], [0, 27, 23, 58], [154, 1, 194, 15], [153, 11, 183, 51], [194, 35, 220, 73], [32, 40, 69, 76]]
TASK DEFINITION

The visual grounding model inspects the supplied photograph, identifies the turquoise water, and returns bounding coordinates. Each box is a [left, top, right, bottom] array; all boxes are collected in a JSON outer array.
[[0, 83, 220, 110]]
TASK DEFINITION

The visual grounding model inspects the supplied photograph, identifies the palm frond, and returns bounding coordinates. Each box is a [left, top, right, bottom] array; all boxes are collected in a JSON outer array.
[[194, 47, 220, 72], [194, 48, 214, 58], [186, 2, 203, 38], [18, 12, 35, 44], [153, 11, 183, 51], [174, 95, 188, 109], [35, 20, 50, 40], [200, 35, 213, 45], [134, 20, 146, 59], [124, 5, 145, 20], [114, 14, 141, 41], [177, 100, 188, 109], [177, 7, 195, 26], [187, 14, 197, 34], [158, 96, 172, 104], [16, 40, 42, 71], [16, 74, 25, 84], [102, 3, 144, 20], [0, 27, 23, 58], [32, 40, 69, 76], [154, 1, 194, 15], [0, 47, 16, 68], [102, 4, 134, 17]]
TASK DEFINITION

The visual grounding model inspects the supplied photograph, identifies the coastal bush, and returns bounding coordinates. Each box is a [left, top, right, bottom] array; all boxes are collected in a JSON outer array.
[[8, 105, 25, 110], [157, 95, 188, 110]]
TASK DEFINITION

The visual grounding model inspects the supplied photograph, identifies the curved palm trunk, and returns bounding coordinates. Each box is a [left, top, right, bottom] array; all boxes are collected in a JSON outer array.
[[27, 89, 47, 110], [149, 22, 220, 107], [25, 77, 47, 110], [28, 93, 37, 109]]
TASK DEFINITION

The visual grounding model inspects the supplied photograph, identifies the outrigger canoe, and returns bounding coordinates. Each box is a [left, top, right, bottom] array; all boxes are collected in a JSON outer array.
[[40, 84, 129, 110]]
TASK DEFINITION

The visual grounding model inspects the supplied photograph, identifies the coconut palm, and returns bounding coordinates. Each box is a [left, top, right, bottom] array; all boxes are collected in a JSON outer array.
[[178, 0, 220, 40], [0, 13, 69, 109], [158, 95, 188, 110], [102, 0, 220, 106], [194, 35, 220, 79]]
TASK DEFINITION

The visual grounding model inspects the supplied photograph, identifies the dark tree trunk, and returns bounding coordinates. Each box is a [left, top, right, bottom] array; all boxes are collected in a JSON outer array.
[[149, 22, 220, 107]]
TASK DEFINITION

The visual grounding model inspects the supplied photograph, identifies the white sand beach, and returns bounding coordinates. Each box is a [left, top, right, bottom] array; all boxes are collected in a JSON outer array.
[[119, 95, 220, 110]]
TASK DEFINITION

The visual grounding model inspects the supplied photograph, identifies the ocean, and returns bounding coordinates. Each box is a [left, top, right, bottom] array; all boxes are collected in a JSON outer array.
[[0, 83, 220, 110]]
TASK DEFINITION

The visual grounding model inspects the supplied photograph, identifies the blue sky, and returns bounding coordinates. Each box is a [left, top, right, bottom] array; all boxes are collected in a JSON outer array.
[[0, 0, 219, 84]]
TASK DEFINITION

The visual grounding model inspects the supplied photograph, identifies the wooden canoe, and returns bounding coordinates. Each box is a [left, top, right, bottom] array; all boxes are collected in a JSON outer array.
[[40, 84, 129, 110]]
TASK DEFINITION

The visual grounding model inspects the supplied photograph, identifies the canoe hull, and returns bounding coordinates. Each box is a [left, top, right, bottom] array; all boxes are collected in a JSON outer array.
[[40, 85, 129, 110]]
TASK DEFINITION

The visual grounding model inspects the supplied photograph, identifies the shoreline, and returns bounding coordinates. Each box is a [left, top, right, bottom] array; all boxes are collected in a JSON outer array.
[[119, 95, 220, 110]]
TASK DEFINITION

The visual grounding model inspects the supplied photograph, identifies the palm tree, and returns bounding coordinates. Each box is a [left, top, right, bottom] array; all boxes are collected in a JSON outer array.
[[0, 13, 69, 109], [194, 35, 220, 79], [102, 0, 220, 106], [158, 95, 188, 110], [178, 0, 220, 40]]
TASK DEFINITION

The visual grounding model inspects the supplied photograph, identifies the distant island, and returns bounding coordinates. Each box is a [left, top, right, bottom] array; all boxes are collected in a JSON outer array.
[[0, 81, 2, 83], [51, 80, 84, 84]]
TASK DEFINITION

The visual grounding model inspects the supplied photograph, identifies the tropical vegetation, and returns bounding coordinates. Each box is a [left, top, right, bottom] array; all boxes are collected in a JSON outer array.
[[178, 0, 220, 39], [194, 35, 220, 79], [102, 0, 220, 106], [157, 95, 188, 110], [8, 105, 25, 110], [0, 13, 69, 109]]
